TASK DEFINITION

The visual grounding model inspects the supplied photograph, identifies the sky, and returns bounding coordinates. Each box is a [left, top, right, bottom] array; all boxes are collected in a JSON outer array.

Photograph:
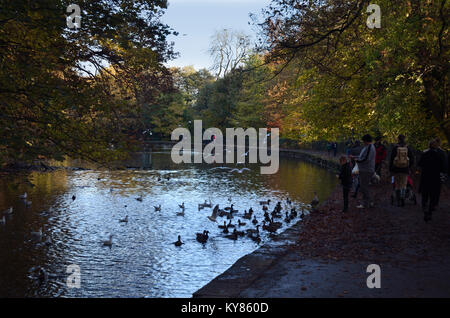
[[161, 0, 271, 71]]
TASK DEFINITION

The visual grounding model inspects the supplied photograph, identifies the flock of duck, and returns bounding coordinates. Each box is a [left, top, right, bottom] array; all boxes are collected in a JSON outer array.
[[171, 193, 320, 247], [1, 188, 320, 285], [1, 191, 71, 246], [1, 190, 320, 250], [1, 190, 320, 248], [1, 192, 33, 227]]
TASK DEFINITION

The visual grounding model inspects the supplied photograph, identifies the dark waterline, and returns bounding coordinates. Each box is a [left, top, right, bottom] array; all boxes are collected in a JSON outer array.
[[0, 152, 337, 297]]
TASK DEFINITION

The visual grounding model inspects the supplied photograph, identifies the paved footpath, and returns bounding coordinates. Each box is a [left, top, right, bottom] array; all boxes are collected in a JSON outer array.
[[194, 172, 450, 298]]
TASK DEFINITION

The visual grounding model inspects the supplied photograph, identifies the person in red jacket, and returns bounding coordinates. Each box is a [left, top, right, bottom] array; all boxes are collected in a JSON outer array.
[[374, 136, 387, 177]]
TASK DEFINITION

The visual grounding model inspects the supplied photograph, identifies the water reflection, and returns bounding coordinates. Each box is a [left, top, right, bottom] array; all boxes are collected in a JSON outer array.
[[0, 152, 337, 297]]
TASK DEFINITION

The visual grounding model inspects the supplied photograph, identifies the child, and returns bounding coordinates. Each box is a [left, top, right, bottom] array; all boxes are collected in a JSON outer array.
[[338, 156, 353, 212]]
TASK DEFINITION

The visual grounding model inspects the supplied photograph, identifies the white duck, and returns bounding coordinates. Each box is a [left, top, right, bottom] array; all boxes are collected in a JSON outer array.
[[19, 192, 27, 199], [0, 215, 5, 225], [3, 207, 13, 215]]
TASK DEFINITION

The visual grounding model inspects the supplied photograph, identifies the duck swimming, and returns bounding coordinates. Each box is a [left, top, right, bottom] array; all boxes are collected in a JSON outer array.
[[102, 235, 113, 247], [218, 221, 228, 229], [44, 236, 52, 246], [243, 209, 252, 220], [259, 199, 271, 206], [196, 230, 209, 243], [226, 219, 235, 228], [154, 205, 161, 212], [3, 207, 13, 215], [311, 192, 319, 209], [202, 199, 212, 208], [224, 229, 238, 240], [218, 209, 227, 217], [238, 219, 246, 227], [72, 195, 76, 201], [246, 224, 260, 235], [226, 210, 235, 220], [174, 235, 183, 247], [284, 211, 291, 223], [252, 216, 258, 225], [136, 196, 143, 202], [249, 233, 261, 244], [119, 215, 128, 223]]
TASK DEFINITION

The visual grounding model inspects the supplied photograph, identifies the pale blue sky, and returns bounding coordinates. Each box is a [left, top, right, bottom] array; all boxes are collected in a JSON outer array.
[[162, 0, 271, 70]]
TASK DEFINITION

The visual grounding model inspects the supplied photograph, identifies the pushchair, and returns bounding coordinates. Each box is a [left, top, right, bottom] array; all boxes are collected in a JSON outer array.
[[390, 175, 417, 205]]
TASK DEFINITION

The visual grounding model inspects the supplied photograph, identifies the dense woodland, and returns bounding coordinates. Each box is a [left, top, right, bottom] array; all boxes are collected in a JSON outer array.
[[0, 0, 448, 167]]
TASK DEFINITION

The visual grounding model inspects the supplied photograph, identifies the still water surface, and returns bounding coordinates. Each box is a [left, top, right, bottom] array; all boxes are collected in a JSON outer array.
[[0, 152, 337, 297]]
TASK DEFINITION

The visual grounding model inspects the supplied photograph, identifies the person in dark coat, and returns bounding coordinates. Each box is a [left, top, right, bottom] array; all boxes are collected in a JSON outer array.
[[338, 156, 353, 212], [434, 138, 448, 207], [418, 139, 445, 222]]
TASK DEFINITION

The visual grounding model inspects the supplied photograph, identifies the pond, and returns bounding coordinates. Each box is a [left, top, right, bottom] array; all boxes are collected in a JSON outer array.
[[0, 151, 337, 297]]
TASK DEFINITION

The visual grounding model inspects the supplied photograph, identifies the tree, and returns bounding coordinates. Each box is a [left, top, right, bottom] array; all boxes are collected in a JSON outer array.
[[193, 70, 243, 129], [208, 29, 252, 78], [0, 0, 177, 166], [256, 0, 449, 148]]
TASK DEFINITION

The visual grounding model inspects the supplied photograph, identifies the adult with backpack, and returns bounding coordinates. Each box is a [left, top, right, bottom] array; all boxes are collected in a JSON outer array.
[[389, 134, 414, 207]]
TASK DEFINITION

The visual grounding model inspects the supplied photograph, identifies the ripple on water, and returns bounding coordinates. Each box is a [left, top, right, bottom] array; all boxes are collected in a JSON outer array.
[[0, 154, 337, 297]]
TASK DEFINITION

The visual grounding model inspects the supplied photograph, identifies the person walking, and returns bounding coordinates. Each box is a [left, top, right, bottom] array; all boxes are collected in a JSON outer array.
[[349, 140, 363, 198], [338, 156, 353, 212], [434, 137, 448, 208], [326, 142, 332, 156], [374, 136, 387, 178], [418, 139, 445, 222], [389, 134, 414, 207], [352, 134, 376, 209]]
